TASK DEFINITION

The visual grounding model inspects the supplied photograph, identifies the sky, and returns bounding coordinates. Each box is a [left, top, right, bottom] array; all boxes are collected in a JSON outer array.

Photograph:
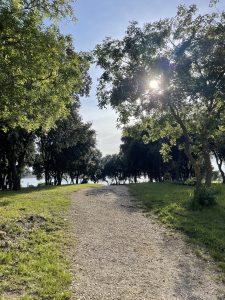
[[60, 0, 223, 156]]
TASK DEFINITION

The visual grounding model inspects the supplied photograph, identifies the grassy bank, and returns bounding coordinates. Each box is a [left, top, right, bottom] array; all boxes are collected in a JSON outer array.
[[0, 184, 98, 300], [130, 182, 225, 281]]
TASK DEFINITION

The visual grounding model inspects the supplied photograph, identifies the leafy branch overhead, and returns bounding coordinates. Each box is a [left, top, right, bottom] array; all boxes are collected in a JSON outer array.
[[0, 0, 91, 131]]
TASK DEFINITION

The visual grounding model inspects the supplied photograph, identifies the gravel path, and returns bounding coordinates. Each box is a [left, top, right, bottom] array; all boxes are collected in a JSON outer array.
[[70, 186, 225, 300]]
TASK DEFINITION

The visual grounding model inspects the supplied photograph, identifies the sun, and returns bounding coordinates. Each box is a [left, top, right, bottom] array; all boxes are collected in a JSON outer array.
[[149, 79, 160, 90]]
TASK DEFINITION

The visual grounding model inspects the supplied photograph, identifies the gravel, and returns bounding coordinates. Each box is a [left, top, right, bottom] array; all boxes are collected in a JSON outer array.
[[69, 186, 225, 300]]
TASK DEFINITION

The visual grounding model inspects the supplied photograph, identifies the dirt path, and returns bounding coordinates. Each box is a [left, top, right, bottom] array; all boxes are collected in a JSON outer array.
[[70, 186, 225, 300]]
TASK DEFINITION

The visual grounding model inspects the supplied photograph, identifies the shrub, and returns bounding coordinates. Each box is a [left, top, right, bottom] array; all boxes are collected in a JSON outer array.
[[184, 178, 196, 186], [190, 186, 216, 210]]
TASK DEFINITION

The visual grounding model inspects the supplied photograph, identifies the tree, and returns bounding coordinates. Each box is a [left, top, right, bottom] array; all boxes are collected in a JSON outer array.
[[33, 105, 99, 185], [85, 149, 103, 183], [95, 4, 225, 191], [101, 154, 124, 184], [100, 132, 191, 185], [120, 137, 146, 183], [121, 126, 192, 183], [0, 1, 93, 190], [0, 127, 35, 190], [0, 0, 90, 131]]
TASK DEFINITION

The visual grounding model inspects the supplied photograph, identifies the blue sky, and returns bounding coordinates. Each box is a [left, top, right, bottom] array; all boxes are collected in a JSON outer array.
[[60, 0, 223, 156]]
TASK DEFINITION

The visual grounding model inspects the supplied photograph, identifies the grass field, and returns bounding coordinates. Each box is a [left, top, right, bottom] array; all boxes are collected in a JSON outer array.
[[130, 182, 225, 281], [0, 184, 99, 300]]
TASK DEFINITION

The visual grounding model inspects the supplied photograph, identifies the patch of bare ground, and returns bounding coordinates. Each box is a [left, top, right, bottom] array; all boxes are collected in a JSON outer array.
[[69, 186, 225, 300]]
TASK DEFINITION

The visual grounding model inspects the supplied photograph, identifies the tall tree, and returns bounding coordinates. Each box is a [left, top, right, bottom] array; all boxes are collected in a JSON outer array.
[[0, 1, 92, 190], [95, 4, 225, 190], [101, 154, 124, 185], [121, 126, 191, 183], [0, 0, 90, 131], [33, 105, 98, 185]]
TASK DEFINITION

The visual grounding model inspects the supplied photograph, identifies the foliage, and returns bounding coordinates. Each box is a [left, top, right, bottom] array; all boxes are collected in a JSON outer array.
[[0, 184, 99, 299], [33, 105, 101, 185], [191, 186, 216, 209], [0, 0, 92, 191], [86, 149, 103, 183], [100, 133, 193, 184], [0, 0, 91, 131], [184, 178, 196, 186], [0, 0, 76, 20], [95, 4, 225, 188], [130, 182, 225, 281], [101, 154, 124, 184], [0, 105, 100, 190]]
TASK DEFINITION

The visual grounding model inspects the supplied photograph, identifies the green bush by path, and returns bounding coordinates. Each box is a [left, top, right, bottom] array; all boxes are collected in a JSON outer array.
[[130, 182, 225, 281], [0, 184, 99, 300]]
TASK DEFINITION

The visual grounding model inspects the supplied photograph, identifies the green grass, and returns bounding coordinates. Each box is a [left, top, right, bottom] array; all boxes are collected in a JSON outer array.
[[0, 184, 99, 300], [130, 182, 225, 280]]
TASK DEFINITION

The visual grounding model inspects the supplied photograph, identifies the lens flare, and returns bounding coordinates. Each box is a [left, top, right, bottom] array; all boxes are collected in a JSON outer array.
[[149, 79, 159, 90]]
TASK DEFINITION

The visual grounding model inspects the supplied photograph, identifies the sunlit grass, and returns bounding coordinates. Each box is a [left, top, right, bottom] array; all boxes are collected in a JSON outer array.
[[130, 182, 225, 281], [0, 184, 99, 300]]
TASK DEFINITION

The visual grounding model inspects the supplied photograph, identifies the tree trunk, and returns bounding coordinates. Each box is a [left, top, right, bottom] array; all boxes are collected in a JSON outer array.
[[169, 105, 202, 188], [45, 169, 50, 185], [202, 148, 212, 187], [11, 161, 20, 190], [7, 150, 20, 190], [200, 129, 212, 187], [56, 171, 62, 185], [44, 159, 52, 185], [193, 162, 202, 188], [0, 176, 4, 190]]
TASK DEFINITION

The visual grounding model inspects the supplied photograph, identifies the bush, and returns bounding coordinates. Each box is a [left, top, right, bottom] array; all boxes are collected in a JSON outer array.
[[184, 178, 196, 186], [190, 186, 216, 210]]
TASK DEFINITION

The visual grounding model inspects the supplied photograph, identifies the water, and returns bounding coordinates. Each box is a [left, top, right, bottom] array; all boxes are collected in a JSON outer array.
[[21, 177, 106, 187], [21, 177, 45, 187], [21, 176, 149, 188]]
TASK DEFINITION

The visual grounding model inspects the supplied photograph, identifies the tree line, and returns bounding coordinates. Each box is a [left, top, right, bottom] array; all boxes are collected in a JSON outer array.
[[100, 128, 225, 186], [101, 134, 192, 184]]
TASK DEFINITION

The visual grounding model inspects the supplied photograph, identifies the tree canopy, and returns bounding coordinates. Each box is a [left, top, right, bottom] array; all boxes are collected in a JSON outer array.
[[0, 0, 90, 131], [95, 4, 225, 188], [0, 0, 95, 190], [33, 105, 101, 186]]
